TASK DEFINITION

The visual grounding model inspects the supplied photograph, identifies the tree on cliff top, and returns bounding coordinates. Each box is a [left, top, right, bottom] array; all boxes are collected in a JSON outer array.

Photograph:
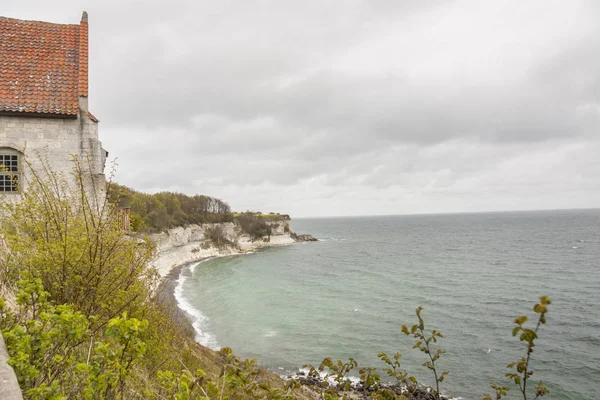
[[108, 183, 233, 232]]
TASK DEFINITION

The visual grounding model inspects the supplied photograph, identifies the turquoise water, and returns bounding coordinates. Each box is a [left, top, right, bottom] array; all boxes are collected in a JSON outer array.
[[176, 210, 600, 399]]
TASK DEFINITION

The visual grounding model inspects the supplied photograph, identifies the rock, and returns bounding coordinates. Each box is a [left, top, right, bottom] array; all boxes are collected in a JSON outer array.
[[294, 233, 318, 242], [408, 387, 438, 400]]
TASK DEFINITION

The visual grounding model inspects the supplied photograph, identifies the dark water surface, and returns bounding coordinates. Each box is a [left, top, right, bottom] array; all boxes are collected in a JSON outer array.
[[176, 209, 600, 399]]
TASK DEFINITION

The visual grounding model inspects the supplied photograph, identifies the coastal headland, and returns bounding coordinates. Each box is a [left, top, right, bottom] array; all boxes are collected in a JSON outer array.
[[150, 218, 302, 278]]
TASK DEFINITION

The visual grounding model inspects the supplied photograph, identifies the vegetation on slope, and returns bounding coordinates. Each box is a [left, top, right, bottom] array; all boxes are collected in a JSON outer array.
[[107, 185, 291, 241], [108, 183, 234, 232]]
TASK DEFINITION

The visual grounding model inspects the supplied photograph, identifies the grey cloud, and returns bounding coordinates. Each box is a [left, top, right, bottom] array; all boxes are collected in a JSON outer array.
[[3, 0, 600, 215]]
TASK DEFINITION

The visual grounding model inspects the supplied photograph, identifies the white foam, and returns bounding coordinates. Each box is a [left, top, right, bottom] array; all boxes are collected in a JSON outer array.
[[173, 270, 221, 349], [264, 330, 277, 337], [285, 368, 461, 400], [189, 257, 216, 274], [295, 367, 361, 386], [319, 237, 347, 242]]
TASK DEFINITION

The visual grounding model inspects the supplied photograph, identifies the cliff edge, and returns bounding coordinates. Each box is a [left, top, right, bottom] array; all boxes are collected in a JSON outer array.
[[149, 218, 298, 277]]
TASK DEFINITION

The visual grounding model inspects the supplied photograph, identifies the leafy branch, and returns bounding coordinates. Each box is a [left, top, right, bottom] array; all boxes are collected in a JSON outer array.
[[484, 296, 551, 400], [402, 306, 448, 400]]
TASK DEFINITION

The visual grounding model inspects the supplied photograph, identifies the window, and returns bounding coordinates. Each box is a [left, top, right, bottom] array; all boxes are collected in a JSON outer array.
[[0, 152, 20, 193]]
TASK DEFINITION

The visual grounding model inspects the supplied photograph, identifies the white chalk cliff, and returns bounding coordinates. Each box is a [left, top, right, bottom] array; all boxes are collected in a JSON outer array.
[[149, 219, 295, 277]]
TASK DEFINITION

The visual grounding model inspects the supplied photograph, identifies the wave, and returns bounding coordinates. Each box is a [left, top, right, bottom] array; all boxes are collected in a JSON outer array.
[[189, 256, 218, 274], [318, 237, 347, 242], [173, 268, 221, 350]]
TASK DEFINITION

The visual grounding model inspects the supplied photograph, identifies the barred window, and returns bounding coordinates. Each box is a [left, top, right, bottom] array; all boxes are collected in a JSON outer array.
[[0, 153, 20, 192]]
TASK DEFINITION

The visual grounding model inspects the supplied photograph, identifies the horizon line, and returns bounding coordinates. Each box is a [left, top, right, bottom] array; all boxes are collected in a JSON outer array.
[[292, 206, 600, 219]]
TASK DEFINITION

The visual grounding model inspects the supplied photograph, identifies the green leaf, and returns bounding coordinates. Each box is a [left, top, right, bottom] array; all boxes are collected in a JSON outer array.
[[533, 304, 547, 314], [514, 315, 528, 325]]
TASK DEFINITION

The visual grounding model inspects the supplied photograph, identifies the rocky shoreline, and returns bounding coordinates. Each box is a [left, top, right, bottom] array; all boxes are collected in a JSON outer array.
[[289, 370, 448, 400], [291, 233, 319, 242]]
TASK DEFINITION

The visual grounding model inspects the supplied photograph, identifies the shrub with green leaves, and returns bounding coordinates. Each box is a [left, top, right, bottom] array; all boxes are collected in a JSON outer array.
[[0, 278, 147, 399], [402, 306, 448, 400], [303, 357, 358, 392], [234, 212, 274, 241], [484, 296, 552, 400], [1, 156, 157, 329], [377, 352, 412, 391], [204, 225, 235, 249]]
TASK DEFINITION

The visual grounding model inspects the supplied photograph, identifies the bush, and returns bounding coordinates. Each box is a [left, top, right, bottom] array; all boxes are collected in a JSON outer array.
[[1, 157, 156, 327], [108, 184, 233, 233], [204, 225, 235, 249], [0, 278, 149, 399], [234, 212, 273, 241]]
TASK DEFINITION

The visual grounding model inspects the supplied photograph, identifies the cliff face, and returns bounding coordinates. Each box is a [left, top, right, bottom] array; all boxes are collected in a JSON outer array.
[[149, 219, 294, 277]]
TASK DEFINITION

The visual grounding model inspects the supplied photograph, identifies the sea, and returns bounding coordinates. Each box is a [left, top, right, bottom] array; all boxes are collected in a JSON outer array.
[[174, 209, 600, 399]]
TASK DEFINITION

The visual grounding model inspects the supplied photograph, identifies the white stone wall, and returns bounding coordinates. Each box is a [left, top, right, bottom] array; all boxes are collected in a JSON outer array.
[[0, 99, 105, 200], [0, 333, 23, 400]]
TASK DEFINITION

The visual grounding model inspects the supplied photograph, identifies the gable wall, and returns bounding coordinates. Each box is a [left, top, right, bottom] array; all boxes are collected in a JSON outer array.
[[0, 107, 105, 199]]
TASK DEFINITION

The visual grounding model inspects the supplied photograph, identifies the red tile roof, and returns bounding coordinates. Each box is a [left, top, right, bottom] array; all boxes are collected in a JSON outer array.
[[0, 12, 89, 117]]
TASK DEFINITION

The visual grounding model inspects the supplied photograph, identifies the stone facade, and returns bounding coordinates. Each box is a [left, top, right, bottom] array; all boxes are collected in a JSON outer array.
[[0, 98, 106, 199]]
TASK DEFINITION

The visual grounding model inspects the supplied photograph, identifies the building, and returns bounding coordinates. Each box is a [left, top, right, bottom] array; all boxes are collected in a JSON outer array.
[[0, 11, 106, 197]]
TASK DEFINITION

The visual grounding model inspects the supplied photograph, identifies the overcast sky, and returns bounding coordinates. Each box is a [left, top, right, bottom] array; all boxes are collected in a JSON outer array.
[[3, 1, 600, 217]]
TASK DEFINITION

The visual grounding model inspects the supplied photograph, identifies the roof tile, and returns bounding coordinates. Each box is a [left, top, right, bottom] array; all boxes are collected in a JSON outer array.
[[0, 14, 89, 117]]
